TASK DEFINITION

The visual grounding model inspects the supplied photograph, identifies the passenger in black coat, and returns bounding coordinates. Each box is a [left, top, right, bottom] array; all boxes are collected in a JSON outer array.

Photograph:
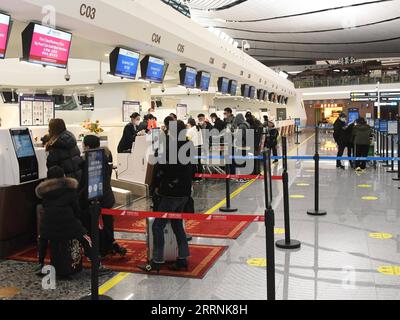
[[79, 135, 127, 258], [333, 113, 348, 169], [46, 119, 83, 183], [210, 113, 225, 132], [35, 166, 88, 270]]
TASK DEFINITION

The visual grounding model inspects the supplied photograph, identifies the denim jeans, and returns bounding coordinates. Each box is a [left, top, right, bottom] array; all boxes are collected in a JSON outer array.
[[152, 196, 190, 263]]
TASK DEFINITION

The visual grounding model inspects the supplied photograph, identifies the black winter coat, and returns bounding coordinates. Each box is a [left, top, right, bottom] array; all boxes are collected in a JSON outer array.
[[118, 123, 140, 153], [36, 177, 87, 240], [333, 119, 346, 145], [46, 131, 83, 183], [213, 118, 225, 132]]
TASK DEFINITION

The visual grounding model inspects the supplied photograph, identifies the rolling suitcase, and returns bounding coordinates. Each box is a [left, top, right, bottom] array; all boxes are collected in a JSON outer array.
[[146, 218, 179, 262]]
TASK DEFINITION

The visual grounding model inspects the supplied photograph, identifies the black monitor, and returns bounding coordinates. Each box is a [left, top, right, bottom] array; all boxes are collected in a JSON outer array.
[[140, 55, 166, 83], [196, 71, 211, 91], [241, 84, 250, 98], [179, 65, 197, 88], [257, 89, 264, 100], [9, 128, 38, 183], [109, 47, 140, 80], [22, 22, 72, 68], [249, 86, 256, 99], [228, 80, 237, 96], [217, 77, 229, 94], [0, 12, 11, 59]]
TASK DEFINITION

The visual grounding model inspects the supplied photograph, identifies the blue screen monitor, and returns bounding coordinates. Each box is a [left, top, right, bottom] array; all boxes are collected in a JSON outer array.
[[179, 66, 197, 88], [196, 71, 211, 91], [11, 131, 35, 158], [218, 77, 229, 94], [141, 55, 165, 83], [249, 86, 256, 99], [86, 148, 105, 201], [241, 84, 250, 97], [110, 47, 140, 79], [229, 80, 237, 96]]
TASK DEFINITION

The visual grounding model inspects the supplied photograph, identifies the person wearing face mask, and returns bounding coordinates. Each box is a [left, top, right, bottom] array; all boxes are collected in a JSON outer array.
[[333, 112, 348, 169], [223, 107, 236, 130], [117, 112, 145, 153]]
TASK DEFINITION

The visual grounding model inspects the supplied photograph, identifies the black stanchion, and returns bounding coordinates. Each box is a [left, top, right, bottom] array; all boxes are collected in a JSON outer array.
[[383, 133, 391, 167], [220, 163, 238, 213], [262, 149, 276, 300], [295, 125, 300, 145], [307, 125, 327, 216], [276, 137, 301, 250], [81, 201, 113, 301], [387, 135, 397, 173]]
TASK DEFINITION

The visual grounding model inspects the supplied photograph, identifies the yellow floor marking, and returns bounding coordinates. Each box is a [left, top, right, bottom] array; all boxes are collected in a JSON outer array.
[[0, 287, 20, 298], [98, 272, 130, 295], [290, 195, 305, 199], [358, 184, 372, 188], [275, 228, 285, 234], [296, 183, 310, 187], [362, 196, 378, 201], [369, 233, 393, 239], [247, 258, 267, 268], [103, 133, 316, 295], [377, 266, 400, 276]]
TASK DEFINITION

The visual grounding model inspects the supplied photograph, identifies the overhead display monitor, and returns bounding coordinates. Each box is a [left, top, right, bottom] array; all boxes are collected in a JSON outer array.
[[228, 80, 237, 96], [217, 77, 229, 94], [196, 71, 211, 91], [179, 65, 197, 88], [22, 23, 72, 68], [257, 89, 264, 100], [109, 47, 140, 80], [249, 86, 256, 99], [140, 55, 165, 83], [0, 13, 11, 59], [241, 84, 250, 98]]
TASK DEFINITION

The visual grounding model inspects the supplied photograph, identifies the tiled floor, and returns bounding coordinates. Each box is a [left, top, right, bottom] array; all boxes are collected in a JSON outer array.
[[1, 132, 400, 300]]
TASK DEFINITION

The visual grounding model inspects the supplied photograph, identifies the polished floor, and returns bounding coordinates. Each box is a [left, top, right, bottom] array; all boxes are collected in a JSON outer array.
[[1, 132, 400, 300]]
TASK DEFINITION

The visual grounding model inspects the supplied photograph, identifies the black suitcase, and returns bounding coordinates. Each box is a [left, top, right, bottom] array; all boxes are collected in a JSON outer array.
[[50, 239, 83, 277]]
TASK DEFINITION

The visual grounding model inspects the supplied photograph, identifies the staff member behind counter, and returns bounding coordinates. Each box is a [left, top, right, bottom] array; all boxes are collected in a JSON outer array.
[[117, 112, 146, 153]]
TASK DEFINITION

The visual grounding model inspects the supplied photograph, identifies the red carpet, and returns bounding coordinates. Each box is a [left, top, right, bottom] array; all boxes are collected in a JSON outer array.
[[113, 216, 251, 239], [7, 240, 227, 279]]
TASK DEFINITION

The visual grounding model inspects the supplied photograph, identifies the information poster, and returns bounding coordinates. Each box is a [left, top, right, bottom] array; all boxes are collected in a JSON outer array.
[[388, 121, 398, 135], [295, 118, 301, 127], [348, 108, 359, 124], [176, 104, 188, 120], [87, 149, 104, 201], [20, 96, 55, 126], [122, 101, 140, 122]]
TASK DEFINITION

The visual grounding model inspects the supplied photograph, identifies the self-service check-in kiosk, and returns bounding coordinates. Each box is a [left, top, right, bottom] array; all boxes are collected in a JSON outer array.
[[0, 128, 46, 257]]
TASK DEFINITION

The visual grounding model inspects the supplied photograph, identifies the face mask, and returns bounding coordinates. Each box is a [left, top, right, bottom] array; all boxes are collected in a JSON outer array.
[[135, 120, 141, 126], [340, 117, 346, 122]]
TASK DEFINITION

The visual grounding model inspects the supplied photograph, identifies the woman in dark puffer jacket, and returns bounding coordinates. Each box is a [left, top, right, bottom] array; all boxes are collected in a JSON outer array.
[[45, 119, 83, 183]]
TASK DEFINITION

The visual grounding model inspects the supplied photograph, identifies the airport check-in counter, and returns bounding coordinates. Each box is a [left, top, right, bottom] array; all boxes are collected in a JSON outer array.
[[0, 128, 47, 257]]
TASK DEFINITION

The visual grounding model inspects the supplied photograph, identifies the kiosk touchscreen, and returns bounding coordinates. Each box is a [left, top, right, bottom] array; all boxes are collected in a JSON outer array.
[[9, 128, 38, 183]]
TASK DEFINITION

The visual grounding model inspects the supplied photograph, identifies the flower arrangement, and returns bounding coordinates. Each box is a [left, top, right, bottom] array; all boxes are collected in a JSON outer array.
[[82, 120, 104, 135]]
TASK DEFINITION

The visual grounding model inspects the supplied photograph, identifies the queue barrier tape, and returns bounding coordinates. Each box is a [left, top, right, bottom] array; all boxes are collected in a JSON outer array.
[[194, 173, 283, 180], [101, 208, 265, 223], [195, 155, 400, 161]]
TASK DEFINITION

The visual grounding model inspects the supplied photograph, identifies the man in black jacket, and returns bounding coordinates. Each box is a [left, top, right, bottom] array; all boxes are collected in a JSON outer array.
[[210, 113, 225, 132], [333, 113, 348, 169], [139, 120, 195, 273], [117, 112, 144, 153]]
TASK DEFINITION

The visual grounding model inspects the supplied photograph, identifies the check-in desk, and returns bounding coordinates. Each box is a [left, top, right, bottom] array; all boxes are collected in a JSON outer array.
[[116, 135, 156, 196], [0, 128, 47, 257]]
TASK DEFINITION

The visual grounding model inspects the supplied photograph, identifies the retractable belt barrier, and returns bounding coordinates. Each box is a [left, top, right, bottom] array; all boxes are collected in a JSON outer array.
[[194, 173, 283, 181], [101, 208, 265, 223], [196, 155, 400, 161]]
